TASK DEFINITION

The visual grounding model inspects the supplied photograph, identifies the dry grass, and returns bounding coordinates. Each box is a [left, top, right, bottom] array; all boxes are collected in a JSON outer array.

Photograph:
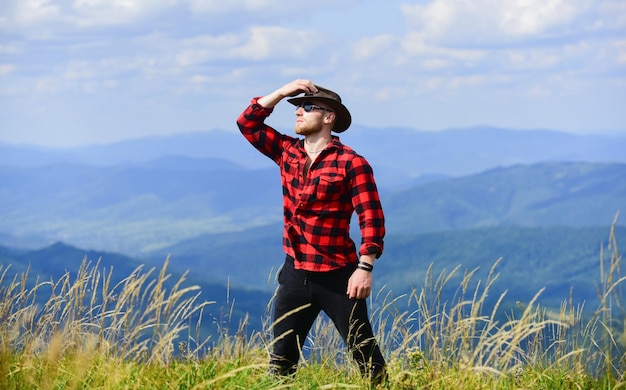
[[0, 221, 624, 389]]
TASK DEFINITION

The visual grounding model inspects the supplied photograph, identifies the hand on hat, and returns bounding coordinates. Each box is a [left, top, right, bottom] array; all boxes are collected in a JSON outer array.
[[281, 79, 318, 97], [258, 79, 319, 109]]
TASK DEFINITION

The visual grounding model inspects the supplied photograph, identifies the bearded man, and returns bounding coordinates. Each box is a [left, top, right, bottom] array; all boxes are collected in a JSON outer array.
[[236, 79, 387, 385]]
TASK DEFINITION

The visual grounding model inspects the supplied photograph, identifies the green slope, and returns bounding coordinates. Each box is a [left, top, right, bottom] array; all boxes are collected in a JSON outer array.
[[384, 162, 626, 233], [149, 223, 625, 315], [0, 242, 271, 338], [3, 223, 624, 335]]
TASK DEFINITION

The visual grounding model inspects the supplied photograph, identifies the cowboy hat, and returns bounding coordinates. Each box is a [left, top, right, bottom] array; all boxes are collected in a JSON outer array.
[[287, 85, 352, 133]]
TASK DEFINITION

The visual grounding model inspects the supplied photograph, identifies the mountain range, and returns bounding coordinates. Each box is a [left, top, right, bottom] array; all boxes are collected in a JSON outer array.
[[1, 126, 625, 333], [3, 125, 626, 177], [2, 127, 625, 253], [1, 158, 623, 254]]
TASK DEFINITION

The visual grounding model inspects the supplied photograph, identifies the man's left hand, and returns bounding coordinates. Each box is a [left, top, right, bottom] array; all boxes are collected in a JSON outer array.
[[347, 268, 373, 299]]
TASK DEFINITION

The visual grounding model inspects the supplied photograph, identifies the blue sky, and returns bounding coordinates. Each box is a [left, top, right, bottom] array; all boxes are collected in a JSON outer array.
[[0, 0, 625, 147]]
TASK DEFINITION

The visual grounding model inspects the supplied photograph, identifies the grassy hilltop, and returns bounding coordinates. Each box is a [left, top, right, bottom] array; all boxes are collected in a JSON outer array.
[[1, 226, 624, 389]]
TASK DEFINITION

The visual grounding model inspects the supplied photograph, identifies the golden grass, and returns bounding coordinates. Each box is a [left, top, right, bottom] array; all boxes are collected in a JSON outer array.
[[0, 220, 624, 389]]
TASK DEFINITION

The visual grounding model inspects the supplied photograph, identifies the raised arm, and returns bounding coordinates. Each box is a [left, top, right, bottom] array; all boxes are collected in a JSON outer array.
[[257, 79, 318, 108]]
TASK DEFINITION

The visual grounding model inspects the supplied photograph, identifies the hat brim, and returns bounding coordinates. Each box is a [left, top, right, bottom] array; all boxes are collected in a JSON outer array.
[[287, 96, 352, 133]]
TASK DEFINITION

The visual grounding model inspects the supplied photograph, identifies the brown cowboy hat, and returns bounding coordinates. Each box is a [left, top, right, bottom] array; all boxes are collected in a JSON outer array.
[[287, 85, 352, 133]]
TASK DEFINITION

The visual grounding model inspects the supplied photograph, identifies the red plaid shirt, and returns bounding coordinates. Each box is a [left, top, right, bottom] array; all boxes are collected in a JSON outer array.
[[237, 97, 385, 272]]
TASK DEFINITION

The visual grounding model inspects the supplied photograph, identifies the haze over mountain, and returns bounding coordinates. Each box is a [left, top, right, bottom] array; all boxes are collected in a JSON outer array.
[[3, 126, 625, 178], [2, 126, 625, 334], [1, 127, 624, 254]]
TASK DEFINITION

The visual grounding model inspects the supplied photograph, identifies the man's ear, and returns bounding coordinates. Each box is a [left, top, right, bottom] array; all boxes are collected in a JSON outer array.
[[324, 111, 336, 126]]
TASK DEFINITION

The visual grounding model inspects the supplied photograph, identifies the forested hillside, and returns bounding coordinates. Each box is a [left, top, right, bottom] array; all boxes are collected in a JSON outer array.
[[384, 162, 626, 233], [1, 161, 623, 254], [0, 242, 270, 336]]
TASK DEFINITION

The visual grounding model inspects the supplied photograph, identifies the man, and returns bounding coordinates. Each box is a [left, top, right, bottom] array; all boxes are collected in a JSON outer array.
[[236, 79, 387, 384]]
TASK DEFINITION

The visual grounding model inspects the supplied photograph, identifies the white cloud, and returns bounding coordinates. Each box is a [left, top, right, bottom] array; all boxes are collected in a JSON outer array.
[[618, 41, 626, 64], [505, 49, 560, 70], [590, 1, 626, 31], [353, 35, 396, 60], [1, 0, 344, 33], [229, 26, 321, 60], [13, 0, 63, 25], [425, 75, 487, 90], [187, 0, 272, 14], [175, 34, 241, 66], [190, 74, 210, 84], [171, 25, 321, 68], [421, 58, 451, 70], [0, 0, 624, 146], [354, 0, 626, 98], [401, 0, 596, 45], [0, 0, 182, 31], [35, 78, 60, 93], [70, 0, 179, 27], [526, 85, 552, 97], [0, 64, 16, 76], [185, 0, 334, 17], [401, 32, 486, 61], [0, 43, 20, 54]]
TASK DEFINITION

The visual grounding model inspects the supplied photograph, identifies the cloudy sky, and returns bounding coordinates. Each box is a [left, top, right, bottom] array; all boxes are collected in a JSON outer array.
[[1, 0, 625, 147]]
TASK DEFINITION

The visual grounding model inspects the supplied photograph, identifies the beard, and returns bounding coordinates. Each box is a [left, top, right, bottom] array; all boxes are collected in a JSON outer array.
[[294, 120, 323, 136]]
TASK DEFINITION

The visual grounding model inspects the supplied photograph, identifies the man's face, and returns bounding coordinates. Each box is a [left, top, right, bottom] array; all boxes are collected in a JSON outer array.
[[294, 102, 332, 136]]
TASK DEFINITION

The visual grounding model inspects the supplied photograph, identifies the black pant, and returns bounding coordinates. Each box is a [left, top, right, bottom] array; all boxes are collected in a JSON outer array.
[[270, 256, 386, 380]]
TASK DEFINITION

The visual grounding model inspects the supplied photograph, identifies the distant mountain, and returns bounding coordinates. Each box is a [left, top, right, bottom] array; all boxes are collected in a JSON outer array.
[[147, 222, 626, 314], [1, 161, 624, 255], [3, 225, 622, 338], [2, 127, 625, 188], [4, 128, 624, 335], [377, 225, 625, 308], [342, 126, 626, 187], [384, 162, 626, 234], [149, 223, 284, 289], [0, 131, 271, 169], [0, 242, 271, 336], [0, 157, 282, 253]]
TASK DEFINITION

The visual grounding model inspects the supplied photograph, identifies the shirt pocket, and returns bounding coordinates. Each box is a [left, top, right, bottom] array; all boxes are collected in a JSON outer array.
[[283, 155, 304, 194], [283, 156, 301, 178], [314, 171, 346, 202]]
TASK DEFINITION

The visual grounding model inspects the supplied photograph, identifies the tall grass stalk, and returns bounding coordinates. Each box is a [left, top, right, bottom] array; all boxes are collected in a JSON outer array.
[[1, 220, 624, 388], [0, 256, 213, 388]]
